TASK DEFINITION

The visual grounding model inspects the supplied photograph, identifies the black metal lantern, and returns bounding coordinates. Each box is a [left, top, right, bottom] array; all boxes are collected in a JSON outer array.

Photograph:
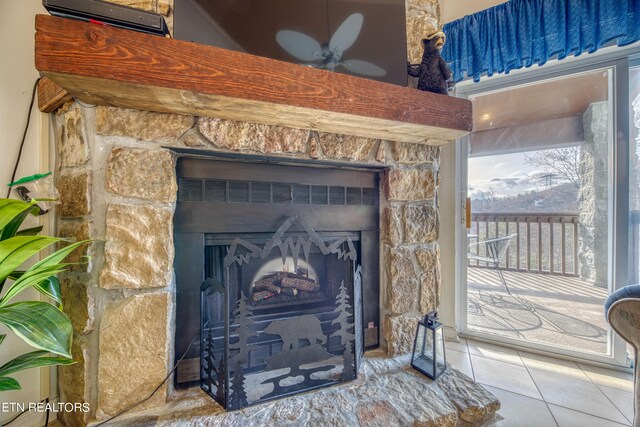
[[411, 311, 447, 380]]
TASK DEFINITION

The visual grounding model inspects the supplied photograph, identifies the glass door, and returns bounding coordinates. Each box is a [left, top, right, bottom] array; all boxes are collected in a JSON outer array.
[[457, 59, 630, 366], [627, 63, 640, 366]]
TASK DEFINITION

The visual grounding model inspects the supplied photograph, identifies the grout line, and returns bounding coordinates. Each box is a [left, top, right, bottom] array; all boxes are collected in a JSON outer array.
[[468, 339, 627, 425], [465, 339, 477, 381], [463, 338, 526, 367], [545, 402, 632, 427], [544, 402, 561, 427], [575, 361, 632, 403], [467, 350, 525, 368], [516, 349, 560, 427], [517, 347, 630, 426], [593, 383, 634, 426], [479, 382, 545, 402]]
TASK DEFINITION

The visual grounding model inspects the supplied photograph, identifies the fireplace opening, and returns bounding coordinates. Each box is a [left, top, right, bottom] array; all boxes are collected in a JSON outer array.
[[173, 158, 380, 408], [201, 218, 362, 409], [208, 235, 356, 312]]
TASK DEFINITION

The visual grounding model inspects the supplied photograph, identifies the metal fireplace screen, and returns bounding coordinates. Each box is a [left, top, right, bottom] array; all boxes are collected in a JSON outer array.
[[200, 216, 363, 410]]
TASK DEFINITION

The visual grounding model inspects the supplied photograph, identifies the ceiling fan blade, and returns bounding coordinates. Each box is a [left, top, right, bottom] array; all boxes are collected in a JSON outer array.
[[340, 59, 387, 77], [329, 13, 363, 54], [276, 30, 323, 62]]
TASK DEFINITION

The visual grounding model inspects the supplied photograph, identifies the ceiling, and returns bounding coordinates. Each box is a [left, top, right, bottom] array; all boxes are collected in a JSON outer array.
[[470, 70, 610, 132]]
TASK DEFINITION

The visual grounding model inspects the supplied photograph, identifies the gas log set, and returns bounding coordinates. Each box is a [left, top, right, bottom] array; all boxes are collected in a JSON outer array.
[[252, 269, 322, 303]]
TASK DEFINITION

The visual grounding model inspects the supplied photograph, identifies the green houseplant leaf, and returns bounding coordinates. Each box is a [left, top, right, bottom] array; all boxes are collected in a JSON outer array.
[[0, 235, 59, 284], [8, 272, 62, 306], [0, 377, 20, 391], [0, 350, 74, 378], [15, 226, 44, 237], [0, 205, 39, 242], [35, 276, 62, 307], [0, 240, 88, 306], [0, 301, 72, 358], [0, 199, 37, 234], [0, 195, 90, 392]]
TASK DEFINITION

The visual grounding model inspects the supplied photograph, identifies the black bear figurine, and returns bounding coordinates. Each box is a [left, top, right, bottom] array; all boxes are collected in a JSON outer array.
[[408, 31, 452, 95]]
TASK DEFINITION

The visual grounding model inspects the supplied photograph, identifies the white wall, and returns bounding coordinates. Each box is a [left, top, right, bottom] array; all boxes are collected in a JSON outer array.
[[440, 0, 506, 24], [0, 1, 52, 425], [439, 142, 457, 330]]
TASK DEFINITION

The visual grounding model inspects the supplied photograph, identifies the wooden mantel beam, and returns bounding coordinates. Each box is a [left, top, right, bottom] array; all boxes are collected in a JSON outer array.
[[34, 15, 472, 144], [37, 77, 72, 113]]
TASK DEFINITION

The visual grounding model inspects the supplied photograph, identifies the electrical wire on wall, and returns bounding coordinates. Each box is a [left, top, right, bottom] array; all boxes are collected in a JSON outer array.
[[1, 398, 50, 427], [6, 78, 41, 198], [92, 333, 198, 427]]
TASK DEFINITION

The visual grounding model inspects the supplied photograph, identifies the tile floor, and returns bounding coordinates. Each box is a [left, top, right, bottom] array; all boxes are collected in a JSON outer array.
[[446, 337, 635, 426]]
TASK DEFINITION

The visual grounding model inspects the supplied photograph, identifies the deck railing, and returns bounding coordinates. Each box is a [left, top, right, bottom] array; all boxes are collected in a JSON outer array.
[[468, 212, 579, 277]]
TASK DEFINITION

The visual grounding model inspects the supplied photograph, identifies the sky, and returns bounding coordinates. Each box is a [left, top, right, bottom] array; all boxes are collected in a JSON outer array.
[[468, 151, 545, 200]]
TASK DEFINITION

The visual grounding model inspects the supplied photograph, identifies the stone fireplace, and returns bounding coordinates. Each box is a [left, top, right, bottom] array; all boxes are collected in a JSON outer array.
[[54, 104, 445, 425], [44, 1, 497, 425]]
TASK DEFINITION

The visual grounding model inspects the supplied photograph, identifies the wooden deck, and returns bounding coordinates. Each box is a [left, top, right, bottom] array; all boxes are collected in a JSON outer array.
[[467, 267, 609, 354]]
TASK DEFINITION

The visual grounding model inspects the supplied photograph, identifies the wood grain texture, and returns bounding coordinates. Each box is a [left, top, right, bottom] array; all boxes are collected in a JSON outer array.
[[35, 15, 472, 143], [37, 76, 72, 113]]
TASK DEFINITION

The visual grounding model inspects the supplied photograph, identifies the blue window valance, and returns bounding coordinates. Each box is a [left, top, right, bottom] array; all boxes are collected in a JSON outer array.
[[442, 0, 640, 82]]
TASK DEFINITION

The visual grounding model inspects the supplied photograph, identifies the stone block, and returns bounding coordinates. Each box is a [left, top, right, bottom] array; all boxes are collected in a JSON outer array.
[[181, 130, 208, 147], [95, 106, 193, 142], [315, 132, 377, 161], [378, 372, 458, 426], [58, 337, 89, 427], [416, 245, 439, 271], [57, 172, 91, 218], [389, 141, 440, 165], [309, 133, 321, 159], [387, 247, 419, 313], [97, 293, 169, 418], [417, 246, 441, 313], [307, 393, 350, 426], [58, 220, 91, 273], [405, 0, 439, 64], [436, 369, 500, 424], [420, 272, 440, 314], [384, 313, 422, 356], [404, 204, 438, 243], [59, 107, 89, 167], [356, 400, 408, 427], [60, 276, 94, 334], [386, 168, 435, 201], [381, 206, 403, 246], [198, 118, 308, 154], [100, 204, 173, 289], [376, 142, 387, 163], [157, 0, 171, 16], [105, 147, 177, 202]]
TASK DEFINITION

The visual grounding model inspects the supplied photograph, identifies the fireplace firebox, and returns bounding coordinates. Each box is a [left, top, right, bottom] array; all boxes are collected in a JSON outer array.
[[173, 158, 380, 409]]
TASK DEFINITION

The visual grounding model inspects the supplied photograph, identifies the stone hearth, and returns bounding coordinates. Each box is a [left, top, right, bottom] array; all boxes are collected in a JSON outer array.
[[100, 351, 500, 427]]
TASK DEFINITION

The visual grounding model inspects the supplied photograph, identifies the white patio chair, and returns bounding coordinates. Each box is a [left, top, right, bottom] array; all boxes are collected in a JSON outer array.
[[467, 234, 518, 294]]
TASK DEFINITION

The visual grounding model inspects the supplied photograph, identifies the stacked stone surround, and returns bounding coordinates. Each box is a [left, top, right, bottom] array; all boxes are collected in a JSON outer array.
[[54, 103, 446, 425], [53, 0, 445, 425]]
